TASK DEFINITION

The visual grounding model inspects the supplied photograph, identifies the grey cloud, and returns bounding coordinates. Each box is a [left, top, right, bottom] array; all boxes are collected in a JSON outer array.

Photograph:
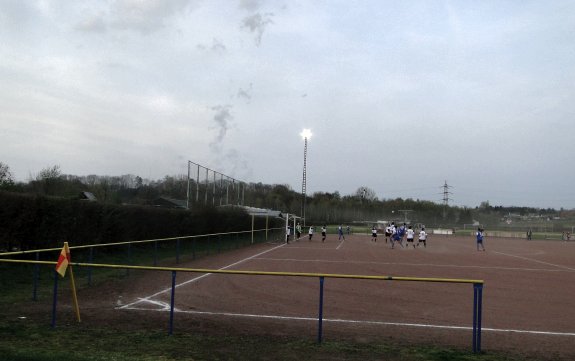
[[241, 12, 274, 46], [209, 105, 234, 152], [75, 14, 107, 33], [73, 0, 197, 35], [238, 0, 262, 12], [237, 83, 253, 103], [0, 1, 34, 27], [111, 0, 194, 34], [223, 149, 253, 180], [197, 38, 226, 52]]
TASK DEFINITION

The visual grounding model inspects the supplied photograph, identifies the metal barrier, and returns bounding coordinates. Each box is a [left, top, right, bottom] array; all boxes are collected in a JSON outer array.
[[0, 258, 484, 353]]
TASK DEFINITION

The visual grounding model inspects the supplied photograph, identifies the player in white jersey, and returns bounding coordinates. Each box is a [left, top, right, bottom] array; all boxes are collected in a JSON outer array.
[[417, 227, 427, 248], [371, 226, 377, 242], [384, 224, 392, 243], [406, 225, 415, 248]]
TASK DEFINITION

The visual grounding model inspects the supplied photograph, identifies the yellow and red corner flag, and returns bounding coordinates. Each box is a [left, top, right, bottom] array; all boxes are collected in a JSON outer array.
[[55, 242, 71, 277]]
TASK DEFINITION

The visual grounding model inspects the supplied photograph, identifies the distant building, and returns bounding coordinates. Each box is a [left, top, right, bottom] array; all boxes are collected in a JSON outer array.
[[79, 191, 97, 201]]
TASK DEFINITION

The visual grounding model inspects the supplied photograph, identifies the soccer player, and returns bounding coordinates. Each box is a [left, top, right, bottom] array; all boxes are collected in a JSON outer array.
[[391, 223, 403, 249], [296, 222, 302, 240], [338, 225, 345, 240], [397, 223, 407, 245], [476, 228, 485, 251], [384, 224, 392, 243], [308, 225, 314, 241], [321, 225, 327, 242], [417, 227, 427, 248], [371, 225, 377, 242], [406, 225, 415, 248], [397, 223, 407, 247]]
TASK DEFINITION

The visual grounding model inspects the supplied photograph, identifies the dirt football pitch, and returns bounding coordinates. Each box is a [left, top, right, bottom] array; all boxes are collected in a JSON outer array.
[[52, 233, 575, 360]]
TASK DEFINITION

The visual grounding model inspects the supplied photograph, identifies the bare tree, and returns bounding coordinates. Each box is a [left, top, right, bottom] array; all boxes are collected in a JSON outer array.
[[354, 186, 377, 202], [35, 165, 62, 195], [0, 162, 14, 188]]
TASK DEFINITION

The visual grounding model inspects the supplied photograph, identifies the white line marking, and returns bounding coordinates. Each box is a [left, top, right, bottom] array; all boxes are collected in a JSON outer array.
[[282, 246, 337, 250], [336, 239, 345, 250], [120, 307, 575, 337], [118, 243, 287, 310], [493, 251, 575, 271], [253, 257, 574, 273]]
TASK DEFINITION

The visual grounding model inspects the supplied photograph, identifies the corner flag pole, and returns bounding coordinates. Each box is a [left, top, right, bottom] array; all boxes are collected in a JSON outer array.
[[55, 242, 81, 322], [68, 257, 81, 322]]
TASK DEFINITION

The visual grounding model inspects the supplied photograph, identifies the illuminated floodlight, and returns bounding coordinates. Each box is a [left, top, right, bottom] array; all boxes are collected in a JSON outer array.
[[300, 128, 312, 140]]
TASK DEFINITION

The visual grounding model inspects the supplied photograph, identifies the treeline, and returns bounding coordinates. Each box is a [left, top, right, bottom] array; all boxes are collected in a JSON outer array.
[[0, 163, 567, 230], [0, 164, 469, 226], [0, 191, 278, 251]]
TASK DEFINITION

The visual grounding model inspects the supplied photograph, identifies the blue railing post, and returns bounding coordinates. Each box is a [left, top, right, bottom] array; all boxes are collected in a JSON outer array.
[[32, 252, 39, 301], [154, 240, 158, 266], [51, 271, 58, 328], [318, 276, 325, 344], [192, 238, 196, 260], [477, 283, 483, 353], [472, 283, 483, 353], [87, 246, 94, 286], [169, 270, 177, 335], [126, 243, 131, 277]]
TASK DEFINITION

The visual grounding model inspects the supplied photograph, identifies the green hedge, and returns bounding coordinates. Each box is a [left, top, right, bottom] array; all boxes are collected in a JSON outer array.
[[0, 191, 279, 251]]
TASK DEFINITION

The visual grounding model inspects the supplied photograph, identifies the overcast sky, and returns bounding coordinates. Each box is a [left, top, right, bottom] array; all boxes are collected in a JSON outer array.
[[1, 0, 574, 209]]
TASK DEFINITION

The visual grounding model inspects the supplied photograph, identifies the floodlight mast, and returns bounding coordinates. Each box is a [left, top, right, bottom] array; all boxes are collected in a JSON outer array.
[[300, 129, 312, 226]]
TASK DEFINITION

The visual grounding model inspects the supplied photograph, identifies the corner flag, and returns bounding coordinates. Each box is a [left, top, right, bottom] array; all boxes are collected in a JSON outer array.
[[55, 242, 71, 277]]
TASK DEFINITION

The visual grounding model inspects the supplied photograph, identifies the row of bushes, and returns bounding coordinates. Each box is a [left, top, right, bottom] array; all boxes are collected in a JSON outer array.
[[0, 191, 281, 251]]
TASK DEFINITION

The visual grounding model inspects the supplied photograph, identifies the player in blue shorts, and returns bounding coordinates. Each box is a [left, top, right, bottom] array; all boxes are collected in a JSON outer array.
[[338, 225, 345, 240], [371, 225, 377, 242], [391, 223, 404, 249], [476, 228, 485, 251]]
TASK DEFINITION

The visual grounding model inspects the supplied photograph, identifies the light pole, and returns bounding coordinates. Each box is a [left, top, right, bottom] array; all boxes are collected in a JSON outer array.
[[300, 129, 312, 226]]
